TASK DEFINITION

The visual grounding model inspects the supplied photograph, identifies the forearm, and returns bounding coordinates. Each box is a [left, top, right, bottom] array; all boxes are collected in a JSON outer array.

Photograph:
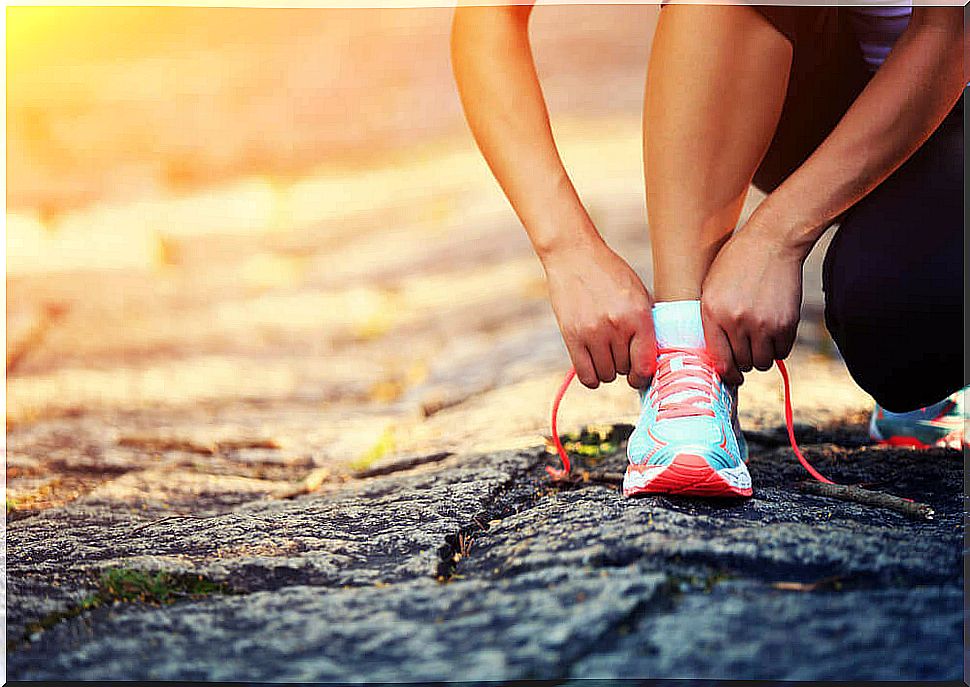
[[450, 3, 602, 262], [753, 8, 966, 255]]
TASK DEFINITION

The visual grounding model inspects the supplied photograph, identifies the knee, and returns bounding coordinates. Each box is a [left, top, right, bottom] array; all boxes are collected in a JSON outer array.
[[823, 310, 898, 410], [825, 291, 961, 412]]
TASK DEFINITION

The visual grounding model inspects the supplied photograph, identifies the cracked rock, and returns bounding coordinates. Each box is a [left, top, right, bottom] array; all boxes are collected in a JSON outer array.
[[8, 566, 667, 682]]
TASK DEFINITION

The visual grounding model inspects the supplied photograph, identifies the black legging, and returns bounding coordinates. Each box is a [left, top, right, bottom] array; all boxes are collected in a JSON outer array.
[[750, 7, 964, 412]]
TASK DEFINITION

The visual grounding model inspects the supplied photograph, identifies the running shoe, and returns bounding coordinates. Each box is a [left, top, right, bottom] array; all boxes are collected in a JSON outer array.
[[869, 386, 968, 450], [623, 347, 751, 498]]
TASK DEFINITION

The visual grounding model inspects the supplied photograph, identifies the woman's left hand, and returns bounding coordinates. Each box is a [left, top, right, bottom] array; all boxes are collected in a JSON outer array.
[[700, 215, 808, 384]]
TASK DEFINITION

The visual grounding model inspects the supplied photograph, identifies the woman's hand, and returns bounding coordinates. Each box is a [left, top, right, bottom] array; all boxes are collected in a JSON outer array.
[[701, 214, 807, 385], [543, 238, 656, 389]]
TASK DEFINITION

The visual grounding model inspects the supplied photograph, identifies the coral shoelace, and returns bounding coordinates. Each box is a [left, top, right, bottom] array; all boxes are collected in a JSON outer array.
[[651, 347, 718, 421], [546, 348, 835, 486]]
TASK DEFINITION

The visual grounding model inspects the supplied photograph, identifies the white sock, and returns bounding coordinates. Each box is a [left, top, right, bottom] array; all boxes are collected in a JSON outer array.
[[652, 299, 706, 349]]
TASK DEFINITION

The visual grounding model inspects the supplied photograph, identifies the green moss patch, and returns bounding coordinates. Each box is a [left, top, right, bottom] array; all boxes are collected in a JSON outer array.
[[95, 568, 230, 604], [548, 424, 629, 464], [13, 568, 233, 650]]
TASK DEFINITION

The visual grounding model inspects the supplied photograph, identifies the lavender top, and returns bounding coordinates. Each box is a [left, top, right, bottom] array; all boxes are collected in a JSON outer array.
[[847, 3, 913, 71]]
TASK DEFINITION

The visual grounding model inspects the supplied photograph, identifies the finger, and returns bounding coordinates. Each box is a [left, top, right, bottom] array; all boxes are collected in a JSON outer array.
[[751, 334, 776, 372], [627, 327, 657, 390], [772, 326, 797, 363], [588, 339, 617, 384], [727, 329, 754, 374], [568, 342, 599, 389], [611, 333, 632, 376], [702, 317, 743, 385]]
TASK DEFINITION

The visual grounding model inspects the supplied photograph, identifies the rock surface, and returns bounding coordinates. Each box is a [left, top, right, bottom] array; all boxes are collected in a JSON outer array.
[[7, 432, 963, 681]]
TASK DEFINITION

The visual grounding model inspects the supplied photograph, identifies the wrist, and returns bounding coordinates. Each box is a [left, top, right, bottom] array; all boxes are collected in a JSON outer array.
[[746, 196, 825, 261], [518, 169, 605, 265], [534, 219, 604, 266]]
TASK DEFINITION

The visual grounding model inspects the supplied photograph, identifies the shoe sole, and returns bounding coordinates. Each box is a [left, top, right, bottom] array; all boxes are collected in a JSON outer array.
[[873, 435, 966, 450], [873, 435, 933, 449], [623, 453, 753, 498]]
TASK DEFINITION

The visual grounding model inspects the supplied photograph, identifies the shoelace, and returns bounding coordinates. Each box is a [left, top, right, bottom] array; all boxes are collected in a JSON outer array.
[[546, 349, 834, 485], [651, 347, 718, 421]]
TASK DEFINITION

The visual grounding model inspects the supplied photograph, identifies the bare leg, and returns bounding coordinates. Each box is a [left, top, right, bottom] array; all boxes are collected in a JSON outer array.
[[644, 6, 793, 302]]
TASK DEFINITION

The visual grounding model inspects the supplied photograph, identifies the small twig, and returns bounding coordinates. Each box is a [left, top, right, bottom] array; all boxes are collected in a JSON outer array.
[[771, 575, 845, 592], [797, 480, 934, 520]]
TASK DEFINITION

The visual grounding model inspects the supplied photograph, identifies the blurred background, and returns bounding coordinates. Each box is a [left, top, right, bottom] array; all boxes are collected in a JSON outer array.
[[6, 5, 870, 512]]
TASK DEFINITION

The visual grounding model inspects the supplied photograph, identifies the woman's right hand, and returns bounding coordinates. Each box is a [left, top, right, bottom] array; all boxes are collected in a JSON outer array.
[[542, 238, 657, 390]]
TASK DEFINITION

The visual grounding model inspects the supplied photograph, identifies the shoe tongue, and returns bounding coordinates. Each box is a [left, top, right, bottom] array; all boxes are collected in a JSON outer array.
[[669, 355, 689, 372], [665, 350, 709, 376]]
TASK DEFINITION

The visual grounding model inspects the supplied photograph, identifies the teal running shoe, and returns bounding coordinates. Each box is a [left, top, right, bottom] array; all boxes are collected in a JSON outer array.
[[624, 346, 751, 498], [869, 386, 967, 450]]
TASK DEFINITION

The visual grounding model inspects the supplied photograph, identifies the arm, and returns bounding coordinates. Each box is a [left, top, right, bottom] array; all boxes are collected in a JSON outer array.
[[702, 8, 966, 374], [760, 8, 966, 252], [451, 2, 590, 258], [451, 3, 656, 388]]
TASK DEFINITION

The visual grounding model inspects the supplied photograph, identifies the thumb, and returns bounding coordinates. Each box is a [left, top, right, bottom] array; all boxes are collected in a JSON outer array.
[[703, 315, 743, 386]]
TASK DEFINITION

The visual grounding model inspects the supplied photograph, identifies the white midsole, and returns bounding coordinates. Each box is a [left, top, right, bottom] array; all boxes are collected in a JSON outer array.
[[622, 465, 667, 491], [623, 461, 751, 491]]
